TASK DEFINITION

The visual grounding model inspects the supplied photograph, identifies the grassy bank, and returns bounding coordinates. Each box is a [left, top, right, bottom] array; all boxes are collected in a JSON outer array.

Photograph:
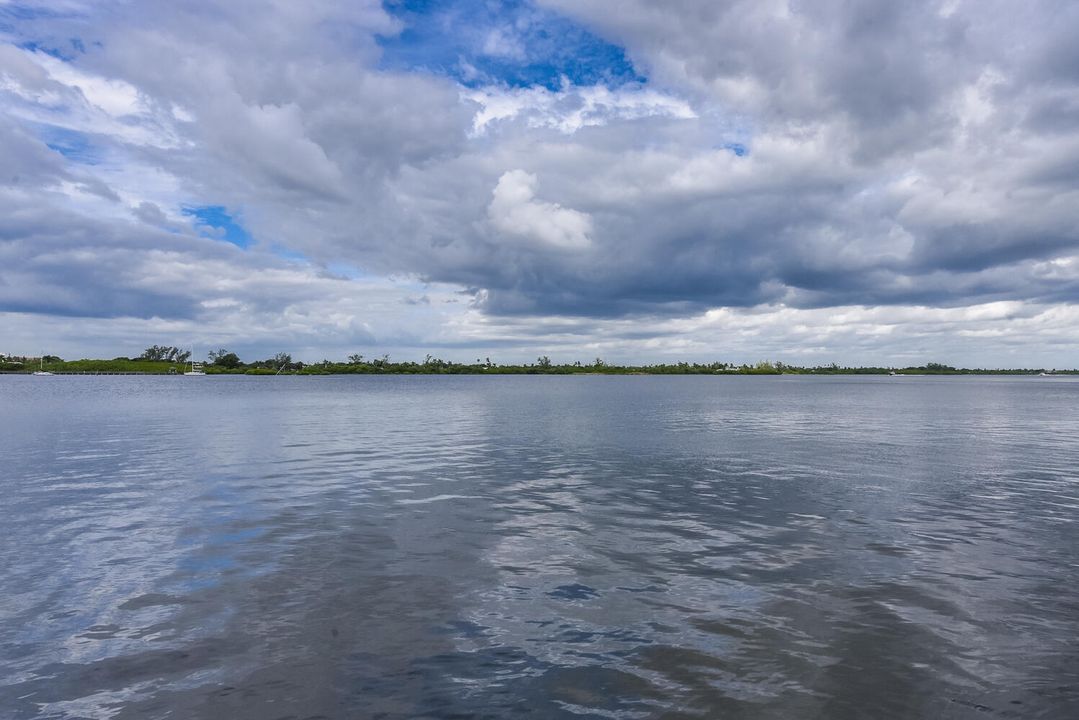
[[1, 358, 188, 374]]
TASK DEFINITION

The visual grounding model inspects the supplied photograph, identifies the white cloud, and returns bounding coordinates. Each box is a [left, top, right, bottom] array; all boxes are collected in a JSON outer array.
[[488, 170, 592, 250], [440, 299, 1079, 367], [481, 27, 527, 60], [1, 47, 184, 152], [31, 50, 143, 117], [464, 82, 696, 135]]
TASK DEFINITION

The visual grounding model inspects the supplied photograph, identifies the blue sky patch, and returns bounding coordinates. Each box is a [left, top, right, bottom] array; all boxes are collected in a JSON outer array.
[[183, 206, 253, 249], [16, 37, 88, 61], [16, 40, 72, 60], [3, 0, 100, 68], [39, 125, 101, 164], [0, 2, 66, 29], [379, 0, 643, 90], [723, 142, 748, 157]]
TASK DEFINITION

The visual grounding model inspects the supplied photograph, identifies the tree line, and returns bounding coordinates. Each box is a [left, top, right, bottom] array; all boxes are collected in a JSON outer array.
[[2, 348, 1074, 375], [122, 351, 1079, 375]]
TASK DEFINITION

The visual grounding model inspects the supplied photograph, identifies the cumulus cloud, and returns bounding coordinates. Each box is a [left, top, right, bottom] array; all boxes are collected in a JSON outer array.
[[488, 170, 592, 250]]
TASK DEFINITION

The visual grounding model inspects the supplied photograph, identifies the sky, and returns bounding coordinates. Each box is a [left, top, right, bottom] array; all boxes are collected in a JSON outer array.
[[2, 0, 1079, 367]]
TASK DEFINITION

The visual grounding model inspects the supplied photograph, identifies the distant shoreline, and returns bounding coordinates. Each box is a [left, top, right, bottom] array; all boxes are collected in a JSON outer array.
[[4, 352, 1075, 377], [2, 364, 1075, 378]]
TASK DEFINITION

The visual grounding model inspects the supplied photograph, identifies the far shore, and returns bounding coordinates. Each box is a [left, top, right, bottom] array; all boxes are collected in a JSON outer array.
[[2, 355, 1075, 378]]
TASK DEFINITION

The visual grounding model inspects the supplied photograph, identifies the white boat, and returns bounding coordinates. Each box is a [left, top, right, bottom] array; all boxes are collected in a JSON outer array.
[[184, 360, 206, 376], [33, 356, 54, 376]]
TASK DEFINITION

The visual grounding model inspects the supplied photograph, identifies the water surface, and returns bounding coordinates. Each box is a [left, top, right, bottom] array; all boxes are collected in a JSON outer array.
[[2, 375, 1078, 718]]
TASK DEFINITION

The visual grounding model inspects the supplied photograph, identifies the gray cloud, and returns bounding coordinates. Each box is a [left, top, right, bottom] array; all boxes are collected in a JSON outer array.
[[2, 0, 1079, 363]]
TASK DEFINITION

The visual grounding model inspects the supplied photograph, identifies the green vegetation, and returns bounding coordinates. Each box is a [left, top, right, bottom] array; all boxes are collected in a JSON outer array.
[[0, 356, 187, 374], [2, 348, 1075, 376], [52, 358, 185, 373], [139, 345, 191, 363], [208, 349, 242, 369]]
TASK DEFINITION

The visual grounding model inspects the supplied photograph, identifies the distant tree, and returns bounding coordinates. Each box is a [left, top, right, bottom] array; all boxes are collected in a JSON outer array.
[[537, 356, 552, 369], [272, 352, 292, 369], [138, 345, 189, 362], [210, 351, 241, 369], [140, 345, 168, 361], [347, 353, 365, 364], [593, 357, 606, 368]]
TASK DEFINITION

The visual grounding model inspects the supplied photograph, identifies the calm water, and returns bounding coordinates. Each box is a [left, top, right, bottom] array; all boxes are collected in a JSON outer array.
[[1, 375, 1078, 719]]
